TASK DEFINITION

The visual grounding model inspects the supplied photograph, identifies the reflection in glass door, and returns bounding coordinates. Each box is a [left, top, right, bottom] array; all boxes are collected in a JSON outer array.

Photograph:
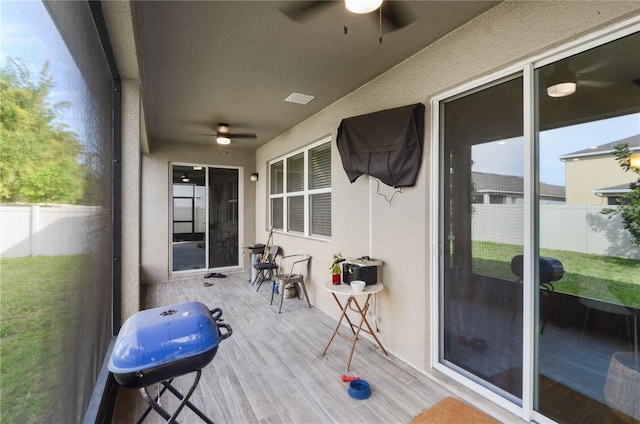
[[440, 76, 525, 401], [535, 32, 640, 424]]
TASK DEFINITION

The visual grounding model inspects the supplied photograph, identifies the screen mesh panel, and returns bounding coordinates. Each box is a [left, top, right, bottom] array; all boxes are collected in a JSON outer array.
[[0, 2, 115, 422]]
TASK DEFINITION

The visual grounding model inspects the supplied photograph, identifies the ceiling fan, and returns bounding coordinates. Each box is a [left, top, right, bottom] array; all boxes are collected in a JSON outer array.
[[196, 123, 257, 145], [545, 54, 639, 97], [279, 0, 413, 41]]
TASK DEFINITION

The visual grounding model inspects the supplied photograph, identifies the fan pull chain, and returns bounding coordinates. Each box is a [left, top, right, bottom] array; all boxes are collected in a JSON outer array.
[[344, 4, 348, 35], [378, 5, 382, 43]]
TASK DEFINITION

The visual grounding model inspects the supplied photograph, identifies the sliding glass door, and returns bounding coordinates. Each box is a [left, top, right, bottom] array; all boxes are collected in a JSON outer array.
[[172, 165, 206, 271], [437, 29, 640, 422], [208, 168, 239, 269], [534, 32, 640, 424], [171, 165, 240, 272], [440, 76, 525, 402]]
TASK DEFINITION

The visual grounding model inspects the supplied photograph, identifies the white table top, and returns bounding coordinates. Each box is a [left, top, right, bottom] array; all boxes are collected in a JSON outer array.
[[323, 281, 383, 295]]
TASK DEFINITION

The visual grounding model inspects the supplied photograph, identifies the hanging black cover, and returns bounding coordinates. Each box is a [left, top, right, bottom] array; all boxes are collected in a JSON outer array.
[[337, 103, 425, 188]]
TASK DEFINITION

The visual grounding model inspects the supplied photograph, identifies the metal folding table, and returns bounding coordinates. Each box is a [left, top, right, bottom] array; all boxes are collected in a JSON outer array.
[[321, 281, 388, 370]]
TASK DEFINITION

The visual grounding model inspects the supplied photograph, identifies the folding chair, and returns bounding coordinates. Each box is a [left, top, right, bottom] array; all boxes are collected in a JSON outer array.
[[272, 254, 311, 313], [252, 245, 279, 292]]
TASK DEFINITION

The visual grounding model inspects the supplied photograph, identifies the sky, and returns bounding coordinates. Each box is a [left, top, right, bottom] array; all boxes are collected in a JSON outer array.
[[0, 1, 87, 139], [472, 114, 640, 186], [538, 114, 639, 185]]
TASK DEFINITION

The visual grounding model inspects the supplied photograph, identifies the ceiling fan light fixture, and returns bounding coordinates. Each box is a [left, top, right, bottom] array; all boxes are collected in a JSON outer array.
[[216, 136, 231, 145], [546, 64, 577, 98], [547, 82, 577, 98], [345, 0, 382, 14]]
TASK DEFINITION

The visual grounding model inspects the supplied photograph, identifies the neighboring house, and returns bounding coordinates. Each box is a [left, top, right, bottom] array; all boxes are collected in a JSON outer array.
[[472, 172, 565, 204], [592, 183, 634, 205], [560, 134, 640, 205]]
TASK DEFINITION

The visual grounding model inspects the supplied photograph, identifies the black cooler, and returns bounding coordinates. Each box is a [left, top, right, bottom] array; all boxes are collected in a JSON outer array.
[[342, 257, 383, 285]]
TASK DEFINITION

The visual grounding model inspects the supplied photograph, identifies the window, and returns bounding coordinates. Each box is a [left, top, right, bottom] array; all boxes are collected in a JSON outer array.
[[489, 194, 506, 204], [269, 137, 332, 238], [270, 160, 284, 230]]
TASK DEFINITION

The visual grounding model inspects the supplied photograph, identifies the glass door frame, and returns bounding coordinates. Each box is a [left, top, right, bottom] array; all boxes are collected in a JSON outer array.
[[430, 66, 530, 420], [429, 18, 640, 423], [169, 162, 245, 275]]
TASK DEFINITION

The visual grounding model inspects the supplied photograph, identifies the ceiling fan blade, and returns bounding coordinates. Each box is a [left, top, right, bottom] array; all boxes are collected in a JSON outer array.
[[379, 2, 413, 32], [578, 79, 616, 88], [228, 133, 257, 139], [572, 56, 621, 75], [279, 1, 335, 23]]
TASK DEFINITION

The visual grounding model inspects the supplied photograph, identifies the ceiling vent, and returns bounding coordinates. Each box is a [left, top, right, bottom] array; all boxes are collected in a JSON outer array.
[[285, 92, 315, 105]]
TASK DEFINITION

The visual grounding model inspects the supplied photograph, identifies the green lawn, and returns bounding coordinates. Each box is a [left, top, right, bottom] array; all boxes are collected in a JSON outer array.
[[472, 241, 640, 308], [0, 256, 80, 424]]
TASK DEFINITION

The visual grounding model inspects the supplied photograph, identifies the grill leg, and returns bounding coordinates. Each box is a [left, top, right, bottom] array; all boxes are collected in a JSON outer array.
[[137, 380, 174, 423], [161, 377, 214, 424], [138, 370, 214, 424], [140, 384, 173, 422]]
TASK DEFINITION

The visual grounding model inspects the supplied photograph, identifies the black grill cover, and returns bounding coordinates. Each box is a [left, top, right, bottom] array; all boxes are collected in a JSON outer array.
[[510, 255, 565, 284], [337, 103, 425, 188]]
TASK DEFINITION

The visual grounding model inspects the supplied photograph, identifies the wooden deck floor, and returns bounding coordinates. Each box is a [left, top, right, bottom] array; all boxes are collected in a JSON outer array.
[[111, 271, 521, 424]]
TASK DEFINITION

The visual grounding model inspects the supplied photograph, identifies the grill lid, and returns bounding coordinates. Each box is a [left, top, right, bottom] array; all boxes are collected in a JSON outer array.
[[108, 301, 222, 375]]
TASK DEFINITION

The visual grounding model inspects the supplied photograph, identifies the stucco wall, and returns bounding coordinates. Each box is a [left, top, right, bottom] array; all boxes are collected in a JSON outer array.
[[121, 80, 142, 321], [140, 142, 256, 284], [254, 2, 640, 372]]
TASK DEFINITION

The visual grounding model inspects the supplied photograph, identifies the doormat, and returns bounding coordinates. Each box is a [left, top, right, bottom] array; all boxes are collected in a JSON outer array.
[[410, 397, 500, 424]]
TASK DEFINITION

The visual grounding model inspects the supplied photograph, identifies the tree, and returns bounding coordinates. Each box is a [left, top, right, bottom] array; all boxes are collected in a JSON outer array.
[[0, 57, 84, 204], [601, 142, 640, 247]]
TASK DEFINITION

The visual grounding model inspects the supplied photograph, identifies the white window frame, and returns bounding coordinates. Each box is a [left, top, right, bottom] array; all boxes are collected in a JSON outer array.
[[269, 136, 332, 239]]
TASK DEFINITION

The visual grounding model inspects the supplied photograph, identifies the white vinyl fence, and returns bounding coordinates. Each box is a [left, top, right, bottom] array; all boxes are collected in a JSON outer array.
[[1, 205, 103, 258], [2, 204, 639, 259], [472, 204, 640, 260]]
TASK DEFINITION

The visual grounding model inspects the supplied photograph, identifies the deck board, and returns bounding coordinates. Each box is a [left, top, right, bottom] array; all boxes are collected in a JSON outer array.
[[112, 271, 522, 424]]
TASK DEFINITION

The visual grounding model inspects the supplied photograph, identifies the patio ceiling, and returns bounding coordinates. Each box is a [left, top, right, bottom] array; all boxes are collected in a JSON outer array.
[[127, 1, 499, 150], [105, 2, 639, 153]]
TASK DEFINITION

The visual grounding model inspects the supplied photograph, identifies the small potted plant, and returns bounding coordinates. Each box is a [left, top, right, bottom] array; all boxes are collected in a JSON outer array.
[[331, 253, 344, 285]]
